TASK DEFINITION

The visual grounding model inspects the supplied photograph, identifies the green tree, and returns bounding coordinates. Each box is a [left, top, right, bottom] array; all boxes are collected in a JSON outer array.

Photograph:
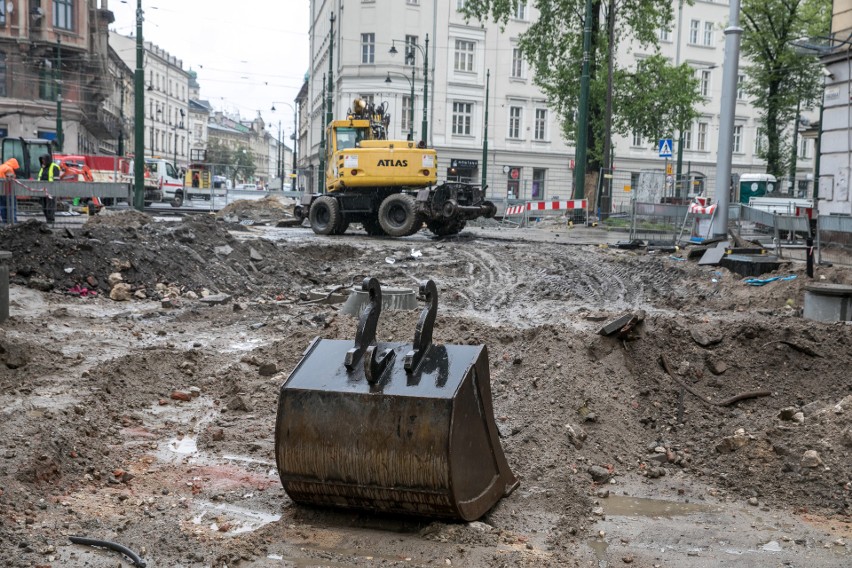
[[613, 55, 701, 143], [460, 1, 677, 178], [205, 139, 232, 177], [233, 146, 255, 183], [741, 0, 831, 179]]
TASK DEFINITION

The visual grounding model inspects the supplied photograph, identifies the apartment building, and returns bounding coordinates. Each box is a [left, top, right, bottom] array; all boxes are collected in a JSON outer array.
[[110, 31, 190, 168], [0, 0, 123, 154], [303, 1, 816, 205]]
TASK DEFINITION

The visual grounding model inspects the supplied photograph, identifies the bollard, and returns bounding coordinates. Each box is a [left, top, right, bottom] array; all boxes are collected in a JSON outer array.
[[0, 250, 10, 323], [806, 237, 814, 279]]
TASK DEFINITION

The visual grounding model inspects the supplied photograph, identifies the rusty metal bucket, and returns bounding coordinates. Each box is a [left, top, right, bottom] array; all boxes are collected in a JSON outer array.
[[275, 278, 518, 520]]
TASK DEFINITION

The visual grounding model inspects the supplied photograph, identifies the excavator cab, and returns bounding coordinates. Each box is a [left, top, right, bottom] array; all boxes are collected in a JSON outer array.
[[275, 278, 518, 520]]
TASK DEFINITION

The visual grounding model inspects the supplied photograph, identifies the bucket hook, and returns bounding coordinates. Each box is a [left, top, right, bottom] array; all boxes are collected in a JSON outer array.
[[345, 277, 381, 370], [404, 279, 437, 372]]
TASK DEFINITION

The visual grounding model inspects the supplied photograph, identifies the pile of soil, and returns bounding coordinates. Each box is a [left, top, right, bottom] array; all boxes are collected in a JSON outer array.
[[0, 210, 850, 567]]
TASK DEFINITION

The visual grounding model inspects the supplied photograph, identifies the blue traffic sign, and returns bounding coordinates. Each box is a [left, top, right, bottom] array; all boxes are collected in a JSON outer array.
[[658, 138, 673, 158]]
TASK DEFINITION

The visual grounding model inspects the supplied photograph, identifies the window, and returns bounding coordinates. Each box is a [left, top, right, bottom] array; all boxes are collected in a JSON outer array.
[[534, 108, 547, 140], [733, 125, 743, 153], [703, 22, 713, 46], [0, 2, 5, 25], [452, 102, 472, 135], [697, 122, 708, 151], [689, 20, 700, 44], [457, 0, 467, 9], [407, 0, 419, 4], [511, 48, 523, 78], [360, 94, 375, 106], [755, 127, 766, 154], [632, 131, 643, 147], [54, 0, 73, 30], [39, 65, 59, 101], [799, 137, 810, 159], [361, 33, 375, 64], [683, 124, 693, 150], [660, 28, 671, 42], [532, 168, 546, 199], [405, 35, 419, 66], [454, 40, 475, 72], [508, 106, 522, 139], [699, 69, 711, 97], [513, 1, 527, 20], [736, 74, 745, 100], [401, 96, 413, 133]]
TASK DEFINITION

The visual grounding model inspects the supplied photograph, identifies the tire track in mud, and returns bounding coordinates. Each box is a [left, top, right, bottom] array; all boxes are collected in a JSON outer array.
[[421, 241, 691, 324]]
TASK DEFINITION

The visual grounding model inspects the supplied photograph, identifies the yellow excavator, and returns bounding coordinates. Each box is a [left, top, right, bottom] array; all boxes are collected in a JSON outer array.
[[295, 99, 496, 237]]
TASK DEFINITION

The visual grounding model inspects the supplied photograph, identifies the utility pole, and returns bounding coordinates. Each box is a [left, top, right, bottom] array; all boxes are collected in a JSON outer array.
[[481, 69, 490, 189], [133, 0, 145, 211], [292, 107, 298, 191], [711, 0, 743, 237], [574, 0, 594, 200], [674, 0, 685, 198], [118, 84, 125, 156], [325, 14, 335, 133], [601, 0, 616, 216], [421, 34, 429, 145], [319, 74, 326, 193], [55, 36, 63, 152]]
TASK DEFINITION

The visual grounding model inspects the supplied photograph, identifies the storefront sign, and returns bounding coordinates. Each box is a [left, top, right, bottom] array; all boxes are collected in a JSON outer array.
[[451, 159, 478, 169]]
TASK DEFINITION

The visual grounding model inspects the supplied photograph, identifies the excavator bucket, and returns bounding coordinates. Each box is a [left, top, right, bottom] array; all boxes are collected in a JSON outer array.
[[275, 278, 518, 521]]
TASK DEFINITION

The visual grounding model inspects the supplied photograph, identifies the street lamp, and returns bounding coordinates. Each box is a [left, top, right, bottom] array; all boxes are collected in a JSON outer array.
[[384, 70, 416, 141], [173, 109, 184, 169], [271, 101, 298, 190], [55, 35, 64, 152], [389, 34, 429, 145]]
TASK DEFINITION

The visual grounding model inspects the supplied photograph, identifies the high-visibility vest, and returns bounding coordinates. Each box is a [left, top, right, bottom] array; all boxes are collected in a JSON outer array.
[[38, 163, 61, 181]]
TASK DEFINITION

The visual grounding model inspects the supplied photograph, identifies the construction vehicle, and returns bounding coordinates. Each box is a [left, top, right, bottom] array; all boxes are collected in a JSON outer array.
[[295, 99, 496, 237], [275, 278, 518, 520], [1, 137, 53, 179]]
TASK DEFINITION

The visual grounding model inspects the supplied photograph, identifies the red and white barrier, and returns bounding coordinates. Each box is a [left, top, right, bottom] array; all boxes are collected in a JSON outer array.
[[688, 200, 716, 215], [504, 199, 587, 216]]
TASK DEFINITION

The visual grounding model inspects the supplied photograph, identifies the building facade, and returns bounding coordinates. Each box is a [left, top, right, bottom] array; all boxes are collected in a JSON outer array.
[[302, 0, 817, 208], [819, 0, 852, 216], [0, 0, 121, 154], [110, 31, 190, 168]]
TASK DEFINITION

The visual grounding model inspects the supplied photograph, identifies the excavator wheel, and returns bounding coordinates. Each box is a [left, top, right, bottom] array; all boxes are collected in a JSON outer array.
[[362, 216, 387, 236], [378, 193, 419, 237], [334, 217, 350, 235], [426, 219, 467, 237], [309, 195, 342, 236]]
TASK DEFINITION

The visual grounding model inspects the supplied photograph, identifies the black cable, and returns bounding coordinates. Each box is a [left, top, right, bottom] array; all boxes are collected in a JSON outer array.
[[69, 536, 147, 568]]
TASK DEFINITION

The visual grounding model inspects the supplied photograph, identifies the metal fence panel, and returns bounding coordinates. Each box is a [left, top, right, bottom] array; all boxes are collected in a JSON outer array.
[[818, 215, 852, 266]]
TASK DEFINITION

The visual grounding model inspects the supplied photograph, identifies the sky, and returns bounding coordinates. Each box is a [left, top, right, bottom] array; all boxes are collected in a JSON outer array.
[[108, 0, 311, 140]]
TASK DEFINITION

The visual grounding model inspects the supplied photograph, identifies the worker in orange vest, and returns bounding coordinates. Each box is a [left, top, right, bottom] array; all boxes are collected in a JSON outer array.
[[0, 158, 19, 224]]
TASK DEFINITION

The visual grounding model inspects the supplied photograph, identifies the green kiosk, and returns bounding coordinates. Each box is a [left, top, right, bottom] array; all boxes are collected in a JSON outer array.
[[738, 173, 777, 204]]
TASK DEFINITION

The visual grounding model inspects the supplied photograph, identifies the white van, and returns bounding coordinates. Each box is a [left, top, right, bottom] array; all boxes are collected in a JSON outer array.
[[145, 158, 185, 206]]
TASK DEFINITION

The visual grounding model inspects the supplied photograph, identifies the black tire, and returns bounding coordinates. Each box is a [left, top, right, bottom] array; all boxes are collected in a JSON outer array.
[[334, 217, 350, 235], [362, 216, 387, 236], [378, 193, 419, 237], [294, 206, 305, 222], [171, 192, 184, 207], [427, 219, 467, 237], [143, 201, 152, 207], [309, 195, 341, 235]]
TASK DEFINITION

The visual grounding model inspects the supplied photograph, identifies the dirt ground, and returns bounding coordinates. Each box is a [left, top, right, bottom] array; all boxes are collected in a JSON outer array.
[[0, 199, 850, 567]]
